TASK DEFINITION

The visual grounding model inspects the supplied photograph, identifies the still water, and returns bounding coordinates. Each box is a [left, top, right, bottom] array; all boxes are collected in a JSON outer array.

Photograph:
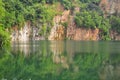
[[0, 41, 120, 80]]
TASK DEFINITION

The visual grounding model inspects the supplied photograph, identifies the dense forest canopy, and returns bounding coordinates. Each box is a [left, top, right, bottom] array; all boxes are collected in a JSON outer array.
[[0, 0, 120, 47]]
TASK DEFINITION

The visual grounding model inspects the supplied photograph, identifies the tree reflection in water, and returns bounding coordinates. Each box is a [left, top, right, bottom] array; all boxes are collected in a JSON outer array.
[[0, 41, 120, 80], [50, 41, 69, 69]]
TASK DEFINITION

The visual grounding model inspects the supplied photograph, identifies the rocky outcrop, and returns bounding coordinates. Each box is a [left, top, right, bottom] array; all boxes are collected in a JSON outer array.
[[49, 6, 101, 40], [73, 28, 99, 40], [110, 31, 120, 40], [67, 24, 100, 40], [66, 7, 100, 40], [32, 26, 45, 40], [11, 1, 120, 41], [100, 0, 120, 16], [48, 10, 70, 40], [109, 0, 120, 15], [11, 21, 31, 42]]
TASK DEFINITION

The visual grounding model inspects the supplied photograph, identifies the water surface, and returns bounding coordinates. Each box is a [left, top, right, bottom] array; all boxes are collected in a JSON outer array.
[[0, 41, 120, 80]]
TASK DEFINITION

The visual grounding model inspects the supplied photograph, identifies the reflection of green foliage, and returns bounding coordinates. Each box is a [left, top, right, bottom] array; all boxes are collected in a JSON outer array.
[[58, 53, 102, 80], [0, 48, 119, 80], [0, 51, 59, 79], [58, 53, 109, 80], [110, 54, 120, 65], [74, 53, 109, 69]]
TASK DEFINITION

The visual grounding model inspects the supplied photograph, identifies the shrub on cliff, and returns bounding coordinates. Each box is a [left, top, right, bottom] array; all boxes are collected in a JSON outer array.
[[74, 10, 111, 40], [74, 11, 110, 32], [110, 16, 120, 33], [61, 0, 73, 10]]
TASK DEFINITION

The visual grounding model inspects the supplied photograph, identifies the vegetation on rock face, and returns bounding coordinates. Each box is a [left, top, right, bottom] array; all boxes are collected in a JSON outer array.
[[74, 0, 120, 40], [110, 16, 120, 33], [0, 0, 58, 46], [74, 1, 111, 40], [0, 0, 120, 42], [0, 0, 10, 48], [61, 0, 73, 10]]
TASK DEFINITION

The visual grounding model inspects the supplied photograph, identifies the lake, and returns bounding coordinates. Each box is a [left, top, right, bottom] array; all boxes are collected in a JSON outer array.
[[0, 40, 120, 80]]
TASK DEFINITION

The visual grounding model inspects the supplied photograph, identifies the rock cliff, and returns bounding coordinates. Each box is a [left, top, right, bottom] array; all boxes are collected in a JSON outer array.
[[11, 0, 120, 41], [100, 0, 120, 16], [11, 21, 31, 42], [49, 7, 100, 40], [48, 0, 120, 40], [48, 10, 70, 40]]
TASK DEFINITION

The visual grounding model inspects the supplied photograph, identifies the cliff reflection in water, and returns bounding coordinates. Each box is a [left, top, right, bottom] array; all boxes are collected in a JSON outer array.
[[11, 41, 117, 56], [50, 41, 69, 69], [12, 41, 31, 56], [9, 41, 120, 80]]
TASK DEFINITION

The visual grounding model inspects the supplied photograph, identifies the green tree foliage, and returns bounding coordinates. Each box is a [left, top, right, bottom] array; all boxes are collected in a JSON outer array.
[[0, 0, 58, 38], [0, 49, 113, 80], [46, 0, 57, 4], [2, 0, 25, 28], [110, 16, 120, 33], [0, 26, 10, 49], [74, 10, 111, 40], [0, 0, 5, 21], [74, 11, 110, 31], [0, 0, 59, 47], [61, 0, 73, 10], [0, 0, 10, 48], [87, 3, 103, 15], [80, 0, 100, 3], [2, 0, 57, 27]]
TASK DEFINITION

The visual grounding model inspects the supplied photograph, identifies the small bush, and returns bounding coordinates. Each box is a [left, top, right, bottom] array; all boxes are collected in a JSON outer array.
[[110, 16, 120, 33]]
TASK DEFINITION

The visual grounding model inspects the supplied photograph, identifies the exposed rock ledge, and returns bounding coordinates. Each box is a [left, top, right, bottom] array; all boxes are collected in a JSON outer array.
[[73, 28, 99, 40]]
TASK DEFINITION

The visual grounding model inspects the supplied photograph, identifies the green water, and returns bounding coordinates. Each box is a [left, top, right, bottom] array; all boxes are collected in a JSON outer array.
[[0, 41, 120, 80]]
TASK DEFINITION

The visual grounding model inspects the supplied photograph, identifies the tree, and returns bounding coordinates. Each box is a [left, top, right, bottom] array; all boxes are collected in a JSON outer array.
[[0, 0, 5, 24], [61, 0, 73, 10]]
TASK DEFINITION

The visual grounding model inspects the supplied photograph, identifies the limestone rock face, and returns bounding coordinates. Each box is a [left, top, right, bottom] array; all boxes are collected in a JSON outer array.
[[110, 31, 120, 40], [49, 7, 100, 40], [73, 28, 99, 40], [11, 22, 31, 42], [48, 10, 70, 40], [100, 0, 120, 15]]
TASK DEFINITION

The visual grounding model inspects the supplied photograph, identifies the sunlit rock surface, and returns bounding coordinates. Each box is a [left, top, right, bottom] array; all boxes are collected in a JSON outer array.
[[11, 22, 31, 42], [73, 28, 99, 40], [100, 0, 120, 15], [110, 30, 120, 40], [48, 10, 70, 40]]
